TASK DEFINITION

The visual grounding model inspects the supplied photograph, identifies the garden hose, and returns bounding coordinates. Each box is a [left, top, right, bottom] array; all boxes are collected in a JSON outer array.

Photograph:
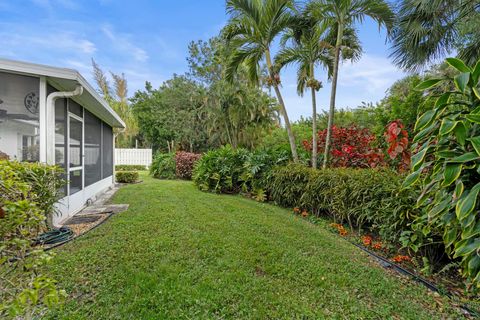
[[34, 226, 74, 245]]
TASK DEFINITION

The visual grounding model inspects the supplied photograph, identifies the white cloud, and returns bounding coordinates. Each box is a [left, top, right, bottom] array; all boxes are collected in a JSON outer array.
[[101, 24, 149, 62], [339, 54, 404, 94]]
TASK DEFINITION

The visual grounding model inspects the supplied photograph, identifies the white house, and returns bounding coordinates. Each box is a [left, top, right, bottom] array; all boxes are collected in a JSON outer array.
[[0, 59, 125, 226]]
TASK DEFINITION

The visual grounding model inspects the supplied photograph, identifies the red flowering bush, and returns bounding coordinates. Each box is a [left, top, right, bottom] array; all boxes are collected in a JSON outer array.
[[303, 125, 384, 168], [384, 120, 410, 172], [175, 151, 201, 180]]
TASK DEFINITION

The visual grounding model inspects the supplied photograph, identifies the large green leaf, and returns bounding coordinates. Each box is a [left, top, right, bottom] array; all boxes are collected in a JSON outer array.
[[412, 123, 436, 143], [455, 73, 470, 92], [439, 119, 457, 135], [411, 147, 429, 171], [443, 163, 462, 186], [462, 220, 480, 240], [454, 122, 467, 146], [446, 57, 472, 73], [402, 170, 421, 188], [472, 60, 480, 84], [473, 87, 480, 100], [415, 110, 437, 131], [469, 136, 480, 156], [456, 183, 480, 221], [453, 238, 480, 259], [449, 152, 479, 163], [415, 79, 443, 91], [466, 114, 480, 124], [435, 92, 452, 107]]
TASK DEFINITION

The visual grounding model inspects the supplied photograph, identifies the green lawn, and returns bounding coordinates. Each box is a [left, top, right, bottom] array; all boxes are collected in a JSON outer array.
[[47, 174, 460, 319]]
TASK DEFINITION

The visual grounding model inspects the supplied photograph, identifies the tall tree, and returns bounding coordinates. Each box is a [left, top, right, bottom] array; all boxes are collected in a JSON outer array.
[[91, 60, 139, 148], [224, 0, 299, 162], [276, 15, 361, 168], [390, 0, 480, 70], [309, 0, 394, 168]]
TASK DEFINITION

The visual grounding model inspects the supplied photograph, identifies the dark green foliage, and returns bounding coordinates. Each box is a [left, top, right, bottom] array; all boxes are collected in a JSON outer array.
[[150, 153, 176, 180], [193, 146, 250, 193], [193, 146, 289, 197], [115, 171, 139, 184], [404, 57, 480, 287], [0, 161, 65, 317], [265, 164, 419, 243], [115, 165, 147, 171]]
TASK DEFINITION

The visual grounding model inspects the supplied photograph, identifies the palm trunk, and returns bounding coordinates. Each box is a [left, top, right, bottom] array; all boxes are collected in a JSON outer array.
[[310, 64, 318, 169], [323, 24, 344, 169], [265, 49, 299, 162]]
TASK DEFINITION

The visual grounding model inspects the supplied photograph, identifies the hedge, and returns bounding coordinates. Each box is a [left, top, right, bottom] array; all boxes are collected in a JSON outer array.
[[116, 171, 139, 184], [116, 165, 147, 171], [265, 164, 420, 243]]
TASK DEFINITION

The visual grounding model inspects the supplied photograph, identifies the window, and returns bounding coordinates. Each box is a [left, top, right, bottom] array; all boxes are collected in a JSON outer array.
[[85, 110, 102, 186], [102, 123, 113, 178], [0, 72, 40, 161]]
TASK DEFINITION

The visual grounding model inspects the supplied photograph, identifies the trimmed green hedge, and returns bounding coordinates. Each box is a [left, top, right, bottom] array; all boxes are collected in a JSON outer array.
[[265, 164, 420, 243], [116, 171, 139, 184], [116, 165, 147, 171]]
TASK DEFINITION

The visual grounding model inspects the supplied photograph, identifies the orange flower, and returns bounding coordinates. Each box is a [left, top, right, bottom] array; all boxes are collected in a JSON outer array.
[[392, 255, 411, 263], [293, 207, 301, 214], [372, 242, 383, 250], [362, 235, 373, 246], [301, 210, 309, 217]]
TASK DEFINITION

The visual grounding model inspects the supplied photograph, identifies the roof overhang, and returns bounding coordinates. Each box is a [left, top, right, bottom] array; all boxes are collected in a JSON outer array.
[[0, 58, 126, 128]]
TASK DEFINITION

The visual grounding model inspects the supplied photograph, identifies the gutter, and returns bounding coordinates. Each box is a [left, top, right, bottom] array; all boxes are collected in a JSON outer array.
[[45, 85, 83, 165]]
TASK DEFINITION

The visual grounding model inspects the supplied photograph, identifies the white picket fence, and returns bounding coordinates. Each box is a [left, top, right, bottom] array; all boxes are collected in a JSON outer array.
[[115, 148, 152, 167]]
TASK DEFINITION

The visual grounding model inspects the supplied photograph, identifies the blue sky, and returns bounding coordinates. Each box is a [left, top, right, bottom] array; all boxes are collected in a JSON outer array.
[[0, 0, 406, 121]]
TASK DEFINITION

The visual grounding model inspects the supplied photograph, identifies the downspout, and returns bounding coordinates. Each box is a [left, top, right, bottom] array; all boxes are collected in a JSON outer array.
[[45, 85, 83, 165], [113, 128, 126, 184]]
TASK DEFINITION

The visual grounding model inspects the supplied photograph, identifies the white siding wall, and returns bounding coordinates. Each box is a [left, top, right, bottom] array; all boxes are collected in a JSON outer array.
[[115, 148, 152, 167]]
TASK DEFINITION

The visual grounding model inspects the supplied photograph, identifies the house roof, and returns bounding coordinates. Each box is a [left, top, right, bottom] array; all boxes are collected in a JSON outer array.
[[0, 58, 125, 128]]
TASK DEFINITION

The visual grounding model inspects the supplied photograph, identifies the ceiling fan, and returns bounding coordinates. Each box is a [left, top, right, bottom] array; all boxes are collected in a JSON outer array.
[[0, 98, 37, 123]]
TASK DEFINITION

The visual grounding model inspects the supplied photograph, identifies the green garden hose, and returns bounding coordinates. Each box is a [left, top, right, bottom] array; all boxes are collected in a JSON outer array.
[[34, 227, 74, 245]]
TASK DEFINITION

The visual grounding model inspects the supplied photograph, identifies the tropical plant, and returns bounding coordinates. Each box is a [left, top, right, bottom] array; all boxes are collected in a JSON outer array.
[[403, 57, 480, 287], [175, 152, 202, 180], [223, 0, 299, 162], [303, 125, 384, 168], [150, 153, 176, 180], [308, 0, 394, 168], [0, 161, 65, 318], [390, 0, 480, 70]]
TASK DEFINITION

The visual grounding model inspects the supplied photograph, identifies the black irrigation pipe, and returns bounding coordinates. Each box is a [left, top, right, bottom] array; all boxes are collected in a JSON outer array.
[[326, 227, 480, 317]]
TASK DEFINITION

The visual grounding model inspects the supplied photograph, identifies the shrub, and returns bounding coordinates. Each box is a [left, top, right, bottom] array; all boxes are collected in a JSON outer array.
[[116, 171, 139, 183], [265, 164, 419, 243], [404, 57, 480, 287], [175, 152, 201, 180], [193, 146, 249, 193], [150, 153, 176, 179], [193, 146, 289, 196], [303, 125, 384, 168], [116, 165, 146, 171], [0, 161, 66, 318]]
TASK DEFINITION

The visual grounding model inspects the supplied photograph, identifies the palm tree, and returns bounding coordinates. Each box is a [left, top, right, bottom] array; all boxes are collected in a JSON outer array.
[[309, 0, 394, 168], [276, 15, 362, 168], [390, 0, 480, 70], [224, 0, 299, 162], [275, 18, 331, 168]]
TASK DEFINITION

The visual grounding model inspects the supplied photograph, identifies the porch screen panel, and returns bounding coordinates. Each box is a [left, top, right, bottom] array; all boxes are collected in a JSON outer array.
[[0, 72, 40, 162], [84, 110, 102, 186], [102, 123, 113, 178]]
